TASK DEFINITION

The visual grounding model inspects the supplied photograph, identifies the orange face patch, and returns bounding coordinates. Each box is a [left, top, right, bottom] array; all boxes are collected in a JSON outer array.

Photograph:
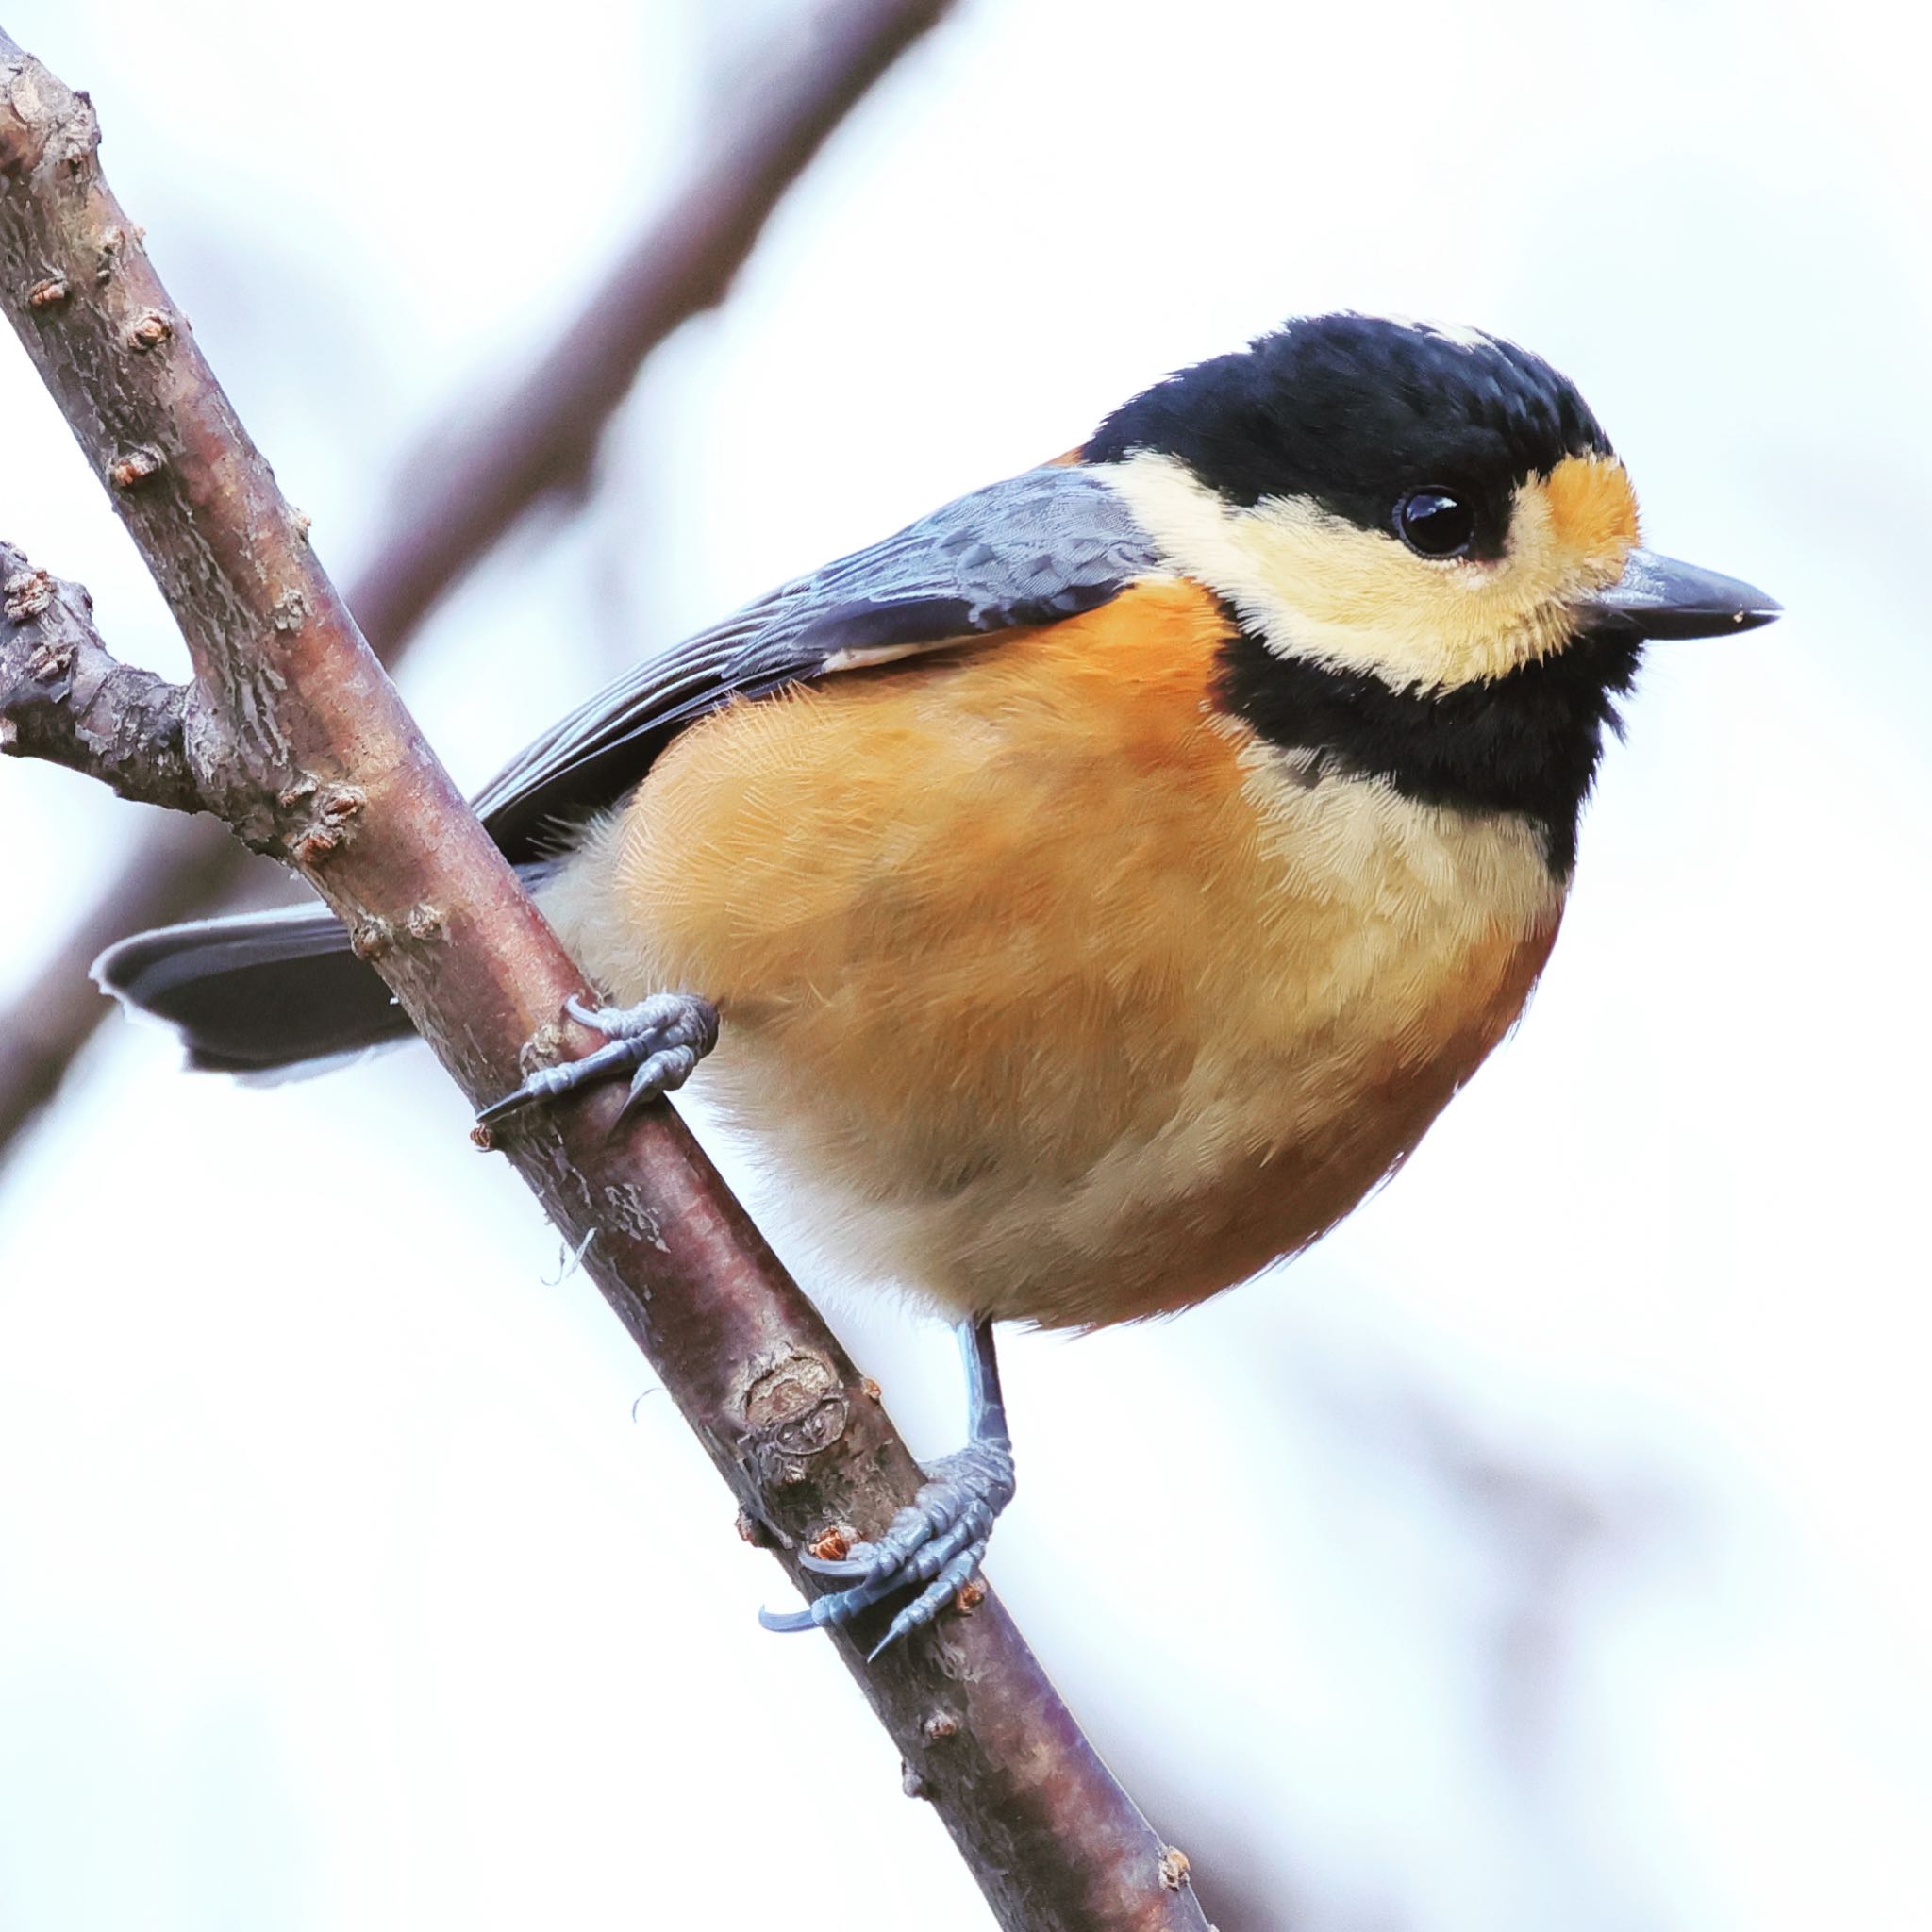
[[1544, 453, 1640, 572]]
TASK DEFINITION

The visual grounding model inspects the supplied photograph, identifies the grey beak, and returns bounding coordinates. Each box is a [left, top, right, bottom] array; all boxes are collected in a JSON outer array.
[[1581, 548, 1781, 640]]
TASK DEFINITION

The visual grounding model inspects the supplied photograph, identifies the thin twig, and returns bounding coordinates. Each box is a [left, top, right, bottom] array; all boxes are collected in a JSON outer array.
[[0, 26, 1211, 1931], [0, 0, 956, 1166]]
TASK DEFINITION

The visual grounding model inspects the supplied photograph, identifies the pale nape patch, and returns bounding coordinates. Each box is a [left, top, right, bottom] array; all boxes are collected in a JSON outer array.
[[1351, 312, 1500, 353], [1106, 449, 1639, 691]]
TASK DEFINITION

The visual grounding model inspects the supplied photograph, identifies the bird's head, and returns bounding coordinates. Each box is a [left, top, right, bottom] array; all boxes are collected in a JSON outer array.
[[1088, 312, 1777, 693]]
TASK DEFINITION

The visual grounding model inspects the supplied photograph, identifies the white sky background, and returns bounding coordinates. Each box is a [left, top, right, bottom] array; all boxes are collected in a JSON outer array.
[[0, 0, 1927, 1926]]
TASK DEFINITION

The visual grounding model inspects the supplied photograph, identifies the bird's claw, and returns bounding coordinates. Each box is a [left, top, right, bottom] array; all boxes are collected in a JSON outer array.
[[759, 1439, 1015, 1658], [477, 991, 718, 1126]]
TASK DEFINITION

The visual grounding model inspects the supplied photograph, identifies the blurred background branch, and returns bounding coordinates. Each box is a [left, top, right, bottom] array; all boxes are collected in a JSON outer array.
[[0, 0, 956, 1168]]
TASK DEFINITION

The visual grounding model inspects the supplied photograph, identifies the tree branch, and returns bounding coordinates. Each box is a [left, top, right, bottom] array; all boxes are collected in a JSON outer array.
[[0, 25, 1212, 1932], [0, 553, 197, 808], [0, 0, 958, 1165]]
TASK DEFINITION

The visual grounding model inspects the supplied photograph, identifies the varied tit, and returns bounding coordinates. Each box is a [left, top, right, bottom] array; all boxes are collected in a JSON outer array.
[[97, 312, 1779, 1655]]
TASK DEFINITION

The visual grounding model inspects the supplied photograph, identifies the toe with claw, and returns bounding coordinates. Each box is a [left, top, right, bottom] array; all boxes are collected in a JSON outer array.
[[759, 1315, 1015, 1658], [478, 991, 718, 1126], [760, 1440, 1015, 1657]]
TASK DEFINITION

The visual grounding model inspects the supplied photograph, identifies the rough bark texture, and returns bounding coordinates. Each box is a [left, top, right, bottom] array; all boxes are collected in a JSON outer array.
[[0, 552, 196, 806], [0, 25, 1213, 1932], [0, 0, 958, 1167]]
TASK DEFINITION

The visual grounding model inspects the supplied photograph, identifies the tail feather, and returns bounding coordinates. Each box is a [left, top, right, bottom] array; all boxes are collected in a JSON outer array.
[[97, 862, 563, 1076], [93, 901, 411, 1073]]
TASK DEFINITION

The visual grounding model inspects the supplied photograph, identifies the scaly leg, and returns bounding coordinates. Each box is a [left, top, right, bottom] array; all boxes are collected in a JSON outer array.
[[761, 1315, 1016, 1658], [477, 992, 718, 1126]]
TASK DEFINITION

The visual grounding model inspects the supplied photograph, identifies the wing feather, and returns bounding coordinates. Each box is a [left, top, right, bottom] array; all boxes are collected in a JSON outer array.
[[475, 465, 1158, 859]]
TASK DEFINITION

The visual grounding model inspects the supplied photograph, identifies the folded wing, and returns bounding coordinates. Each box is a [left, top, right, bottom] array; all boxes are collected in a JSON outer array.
[[475, 463, 1158, 859]]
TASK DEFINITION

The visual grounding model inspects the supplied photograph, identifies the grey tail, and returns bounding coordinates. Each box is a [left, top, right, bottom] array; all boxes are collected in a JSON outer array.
[[93, 862, 556, 1075]]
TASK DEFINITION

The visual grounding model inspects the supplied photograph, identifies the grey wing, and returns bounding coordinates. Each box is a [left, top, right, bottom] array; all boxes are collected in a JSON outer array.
[[474, 464, 1159, 861]]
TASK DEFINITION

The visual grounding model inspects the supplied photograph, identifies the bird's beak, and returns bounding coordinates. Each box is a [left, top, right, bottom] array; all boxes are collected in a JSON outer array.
[[1580, 548, 1781, 640]]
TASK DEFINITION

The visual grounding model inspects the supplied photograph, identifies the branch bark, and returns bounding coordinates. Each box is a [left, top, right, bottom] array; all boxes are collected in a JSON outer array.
[[0, 25, 1213, 1932], [0, 0, 957, 1166], [0, 557, 196, 806]]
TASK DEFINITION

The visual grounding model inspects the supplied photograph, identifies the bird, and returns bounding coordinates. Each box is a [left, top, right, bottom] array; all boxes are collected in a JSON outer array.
[[96, 312, 1779, 1655]]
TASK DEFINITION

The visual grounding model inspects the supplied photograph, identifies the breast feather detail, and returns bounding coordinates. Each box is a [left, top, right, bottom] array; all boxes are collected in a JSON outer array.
[[543, 579, 1564, 1327]]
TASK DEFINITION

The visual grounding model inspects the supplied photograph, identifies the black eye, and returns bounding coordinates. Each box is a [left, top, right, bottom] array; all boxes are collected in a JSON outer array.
[[1395, 489, 1476, 558]]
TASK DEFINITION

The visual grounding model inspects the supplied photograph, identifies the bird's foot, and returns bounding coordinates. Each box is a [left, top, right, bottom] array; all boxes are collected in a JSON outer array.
[[477, 992, 718, 1126], [760, 1437, 1016, 1659]]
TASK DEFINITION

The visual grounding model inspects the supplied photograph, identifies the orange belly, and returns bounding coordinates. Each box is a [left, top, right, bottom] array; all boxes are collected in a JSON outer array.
[[542, 579, 1565, 1327]]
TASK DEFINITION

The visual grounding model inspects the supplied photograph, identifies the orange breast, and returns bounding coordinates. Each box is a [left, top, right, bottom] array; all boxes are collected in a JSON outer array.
[[549, 579, 1565, 1328]]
